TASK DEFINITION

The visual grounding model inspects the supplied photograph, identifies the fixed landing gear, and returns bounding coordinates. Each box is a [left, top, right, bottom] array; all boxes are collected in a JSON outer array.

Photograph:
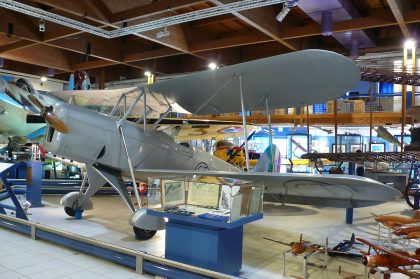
[[60, 192, 94, 217], [133, 227, 157, 240]]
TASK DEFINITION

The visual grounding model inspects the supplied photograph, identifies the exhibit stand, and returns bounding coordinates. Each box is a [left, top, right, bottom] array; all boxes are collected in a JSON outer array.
[[147, 176, 264, 276], [0, 162, 29, 220]]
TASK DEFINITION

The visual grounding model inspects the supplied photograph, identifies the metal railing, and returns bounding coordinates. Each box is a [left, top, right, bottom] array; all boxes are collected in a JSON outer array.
[[0, 213, 239, 279]]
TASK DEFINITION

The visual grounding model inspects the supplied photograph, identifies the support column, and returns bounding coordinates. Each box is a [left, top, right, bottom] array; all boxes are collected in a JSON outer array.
[[334, 99, 338, 153], [306, 105, 310, 153], [265, 97, 274, 172], [369, 82, 373, 152], [238, 75, 250, 170], [412, 46, 417, 127], [26, 161, 43, 208], [402, 46, 408, 152]]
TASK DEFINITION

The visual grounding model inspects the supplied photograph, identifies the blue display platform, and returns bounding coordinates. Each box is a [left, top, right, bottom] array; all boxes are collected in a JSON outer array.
[[148, 209, 262, 276]]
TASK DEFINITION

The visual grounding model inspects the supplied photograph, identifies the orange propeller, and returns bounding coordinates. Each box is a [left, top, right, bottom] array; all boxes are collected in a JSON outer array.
[[28, 95, 69, 134]]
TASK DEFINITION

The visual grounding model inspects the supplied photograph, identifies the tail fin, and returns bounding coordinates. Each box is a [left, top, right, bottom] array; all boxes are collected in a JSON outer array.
[[252, 144, 281, 173], [413, 210, 420, 220], [350, 233, 355, 243]]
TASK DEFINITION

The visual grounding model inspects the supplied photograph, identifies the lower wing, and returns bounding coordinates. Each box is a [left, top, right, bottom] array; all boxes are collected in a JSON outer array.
[[132, 169, 401, 208]]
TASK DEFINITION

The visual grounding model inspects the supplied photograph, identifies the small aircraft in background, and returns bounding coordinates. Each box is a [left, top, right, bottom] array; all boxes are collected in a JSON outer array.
[[373, 210, 420, 229], [357, 237, 420, 278], [394, 224, 420, 239], [328, 233, 363, 259], [263, 234, 326, 255], [375, 126, 403, 147], [264, 233, 362, 259]]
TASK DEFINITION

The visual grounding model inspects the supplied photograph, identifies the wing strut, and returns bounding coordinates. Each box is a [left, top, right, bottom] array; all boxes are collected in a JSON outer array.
[[152, 106, 172, 130], [119, 125, 142, 209], [109, 87, 140, 116]]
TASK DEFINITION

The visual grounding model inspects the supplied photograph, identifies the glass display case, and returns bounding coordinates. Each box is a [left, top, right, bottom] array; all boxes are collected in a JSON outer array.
[[150, 175, 264, 223]]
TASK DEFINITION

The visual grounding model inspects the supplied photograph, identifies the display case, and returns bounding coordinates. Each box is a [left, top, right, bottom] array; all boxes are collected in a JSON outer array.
[[150, 176, 263, 223]]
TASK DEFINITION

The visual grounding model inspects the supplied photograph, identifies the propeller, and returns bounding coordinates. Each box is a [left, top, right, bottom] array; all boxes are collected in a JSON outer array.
[[226, 130, 256, 163], [28, 95, 69, 133]]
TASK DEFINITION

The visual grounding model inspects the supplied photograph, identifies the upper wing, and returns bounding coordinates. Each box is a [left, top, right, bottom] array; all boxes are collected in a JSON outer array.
[[133, 169, 401, 208], [46, 50, 358, 117], [45, 87, 187, 117], [147, 50, 360, 115]]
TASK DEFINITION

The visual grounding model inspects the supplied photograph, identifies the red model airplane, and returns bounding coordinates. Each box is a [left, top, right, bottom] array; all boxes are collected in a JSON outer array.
[[357, 237, 420, 278], [374, 210, 420, 229], [264, 234, 325, 255], [394, 225, 420, 239]]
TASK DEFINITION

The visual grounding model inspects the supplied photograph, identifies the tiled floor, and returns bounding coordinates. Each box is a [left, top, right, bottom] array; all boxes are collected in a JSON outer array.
[[2, 195, 419, 278], [0, 227, 152, 278]]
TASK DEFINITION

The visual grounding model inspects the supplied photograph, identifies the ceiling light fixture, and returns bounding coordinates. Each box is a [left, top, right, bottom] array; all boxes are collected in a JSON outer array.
[[40, 76, 47, 82], [39, 18, 45, 32], [144, 71, 152, 77], [208, 62, 218, 70], [276, 0, 298, 22], [404, 39, 416, 49], [156, 26, 170, 39]]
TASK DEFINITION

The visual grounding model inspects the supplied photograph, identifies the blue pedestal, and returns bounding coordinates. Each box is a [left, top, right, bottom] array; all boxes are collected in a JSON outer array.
[[25, 161, 43, 208], [148, 210, 262, 276], [166, 221, 242, 275], [75, 209, 83, 220]]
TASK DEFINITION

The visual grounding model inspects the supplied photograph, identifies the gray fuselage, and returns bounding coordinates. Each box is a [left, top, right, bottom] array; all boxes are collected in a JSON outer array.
[[43, 102, 240, 174]]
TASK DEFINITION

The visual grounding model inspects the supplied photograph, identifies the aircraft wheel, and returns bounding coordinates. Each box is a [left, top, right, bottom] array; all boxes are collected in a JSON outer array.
[[404, 180, 420, 209], [64, 206, 84, 217], [133, 227, 157, 240]]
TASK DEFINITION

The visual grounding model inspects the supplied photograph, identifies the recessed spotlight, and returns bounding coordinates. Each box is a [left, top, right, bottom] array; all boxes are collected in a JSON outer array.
[[40, 76, 47, 82]]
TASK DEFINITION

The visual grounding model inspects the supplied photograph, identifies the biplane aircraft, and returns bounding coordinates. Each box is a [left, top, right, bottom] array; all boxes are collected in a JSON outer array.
[[26, 50, 401, 240], [357, 237, 420, 278]]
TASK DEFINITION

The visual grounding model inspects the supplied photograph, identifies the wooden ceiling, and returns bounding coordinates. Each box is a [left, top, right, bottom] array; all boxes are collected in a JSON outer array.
[[0, 0, 419, 85]]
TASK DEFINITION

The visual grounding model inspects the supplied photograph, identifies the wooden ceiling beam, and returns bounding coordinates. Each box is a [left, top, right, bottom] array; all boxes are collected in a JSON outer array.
[[0, 10, 41, 42], [123, 48, 181, 63], [189, 31, 273, 52], [73, 8, 418, 70], [191, 14, 237, 27], [277, 9, 413, 40], [48, 34, 123, 62], [0, 40, 34, 53], [31, 0, 111, 25], [72, 59, 118, 71], [1, 44, 71, 71], [209, 0, 298, 51], [386, 0, 410, 37], [110, 0, 205, 23]]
